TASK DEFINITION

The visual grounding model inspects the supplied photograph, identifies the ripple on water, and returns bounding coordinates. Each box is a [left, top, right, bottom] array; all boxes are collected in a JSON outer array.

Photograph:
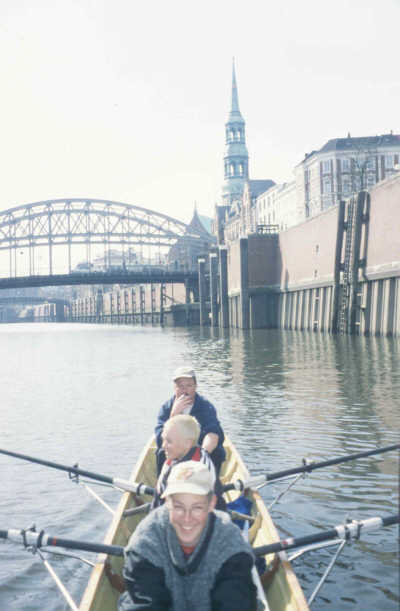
[[0, 324, 398, 610]]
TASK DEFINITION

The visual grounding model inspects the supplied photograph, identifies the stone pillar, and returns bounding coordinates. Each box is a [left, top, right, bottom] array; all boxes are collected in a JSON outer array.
[[55, 302, 65, 322], [140, 285, 145, 325], [198, 257, 208, 326], [219, 247, 229, 328], [240, 237, 249, 329], [209, 253, 219, 327], [160, 283, 165, 325]]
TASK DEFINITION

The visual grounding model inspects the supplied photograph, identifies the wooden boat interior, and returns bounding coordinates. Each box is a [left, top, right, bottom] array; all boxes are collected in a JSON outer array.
[[79, 437, 308, 610]]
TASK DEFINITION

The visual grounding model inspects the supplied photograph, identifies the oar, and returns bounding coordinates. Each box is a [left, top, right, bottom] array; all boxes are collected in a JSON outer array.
[[2, 514, 398, 559], [0, 448, 155, 496], [223, 443, 400, 491], [0, 526, 124, 557], [253, 514, 399, 557]]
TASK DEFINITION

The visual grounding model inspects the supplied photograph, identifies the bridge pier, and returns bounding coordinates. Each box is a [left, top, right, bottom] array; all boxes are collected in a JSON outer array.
[[209, 253, 219, 327], [219, 247, 229, 328], [198, 257, 208, 326]]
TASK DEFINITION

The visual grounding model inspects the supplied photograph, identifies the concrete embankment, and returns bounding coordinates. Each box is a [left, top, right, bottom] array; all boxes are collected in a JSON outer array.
[[221, 175, 399, 336]]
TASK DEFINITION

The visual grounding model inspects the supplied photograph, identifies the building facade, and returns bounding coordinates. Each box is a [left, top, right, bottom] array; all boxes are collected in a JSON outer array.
[[295, 133, 400, 222], [255, 180, 297, 233]]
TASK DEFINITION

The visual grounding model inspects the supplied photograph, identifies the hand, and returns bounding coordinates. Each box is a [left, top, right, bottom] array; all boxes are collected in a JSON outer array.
[[202, 432, 218, 454], [170, 393, 192, 417]]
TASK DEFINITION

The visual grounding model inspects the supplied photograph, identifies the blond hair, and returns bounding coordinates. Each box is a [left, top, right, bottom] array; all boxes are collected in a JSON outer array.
[[163, 414, 200, 446]]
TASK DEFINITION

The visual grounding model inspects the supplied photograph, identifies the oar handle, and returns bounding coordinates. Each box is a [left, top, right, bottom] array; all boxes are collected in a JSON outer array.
[[253, 514, 400, 557]]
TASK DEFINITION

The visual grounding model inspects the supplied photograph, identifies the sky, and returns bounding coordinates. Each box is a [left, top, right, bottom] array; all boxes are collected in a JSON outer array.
[[0, 0, 399, 224]]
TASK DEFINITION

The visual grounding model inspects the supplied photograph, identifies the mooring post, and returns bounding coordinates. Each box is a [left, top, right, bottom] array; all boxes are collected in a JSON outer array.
[[240, 238, 249, 329], [219, 247, 229, 328], [198, 257, 208, 326], [209, 252, 219, 327]]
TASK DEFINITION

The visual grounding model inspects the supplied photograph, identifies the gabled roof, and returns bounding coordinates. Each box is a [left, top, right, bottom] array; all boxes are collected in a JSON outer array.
[[248, 179, 276, 198], [320, 134, 400, 153], [187, 209, 214, 237], [303, 133, 400, 162], [198, 214, 213, 234]]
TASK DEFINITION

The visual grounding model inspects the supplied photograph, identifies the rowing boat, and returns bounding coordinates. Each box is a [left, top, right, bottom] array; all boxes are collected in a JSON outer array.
[[79, 436, 309, 610]]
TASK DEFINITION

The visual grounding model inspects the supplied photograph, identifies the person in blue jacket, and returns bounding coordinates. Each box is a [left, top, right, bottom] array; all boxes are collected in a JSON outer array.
[[155, 366, 226, 475]]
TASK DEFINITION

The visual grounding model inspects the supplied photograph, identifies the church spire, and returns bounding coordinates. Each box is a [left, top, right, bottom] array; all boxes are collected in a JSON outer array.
[[222, 59, 249, 206], [231, 57, 240, 115]]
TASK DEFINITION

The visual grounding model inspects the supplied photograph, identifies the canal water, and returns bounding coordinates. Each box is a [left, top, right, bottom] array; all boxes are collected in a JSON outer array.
[[0, 323, 398, 610]]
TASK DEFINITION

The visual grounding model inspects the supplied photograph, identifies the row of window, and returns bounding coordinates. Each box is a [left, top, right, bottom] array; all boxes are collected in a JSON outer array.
[[320, 154, 396, 175], [225, 128, 244, 142], [322, 173, 378, 194], [225, 162, 246, 177]]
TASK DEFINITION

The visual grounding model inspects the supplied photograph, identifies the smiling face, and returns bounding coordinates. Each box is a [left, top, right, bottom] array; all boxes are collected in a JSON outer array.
[[174, 376, 197, 402], [167, 492, 216, 547], [162, 423, 192, 461]]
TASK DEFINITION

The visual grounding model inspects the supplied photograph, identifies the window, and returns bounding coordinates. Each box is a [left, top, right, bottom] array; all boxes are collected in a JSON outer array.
[[385, 154, 394, 169], [323, 178, 332, 193], [230, 163, 235, 176], [367, 174, 376, 187], [341, 158, 351, 172], [366, 157, 376, 171], [322, 160, 331, 173], [343, 180, 351, 194]]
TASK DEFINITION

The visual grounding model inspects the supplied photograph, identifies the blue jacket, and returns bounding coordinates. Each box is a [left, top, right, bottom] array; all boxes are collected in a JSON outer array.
[[155, 393, 226, 466]]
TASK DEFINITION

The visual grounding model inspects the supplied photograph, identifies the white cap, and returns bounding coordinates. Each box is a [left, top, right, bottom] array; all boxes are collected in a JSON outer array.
[[162, 461, 215, 498], [172, 366, 196, 381]]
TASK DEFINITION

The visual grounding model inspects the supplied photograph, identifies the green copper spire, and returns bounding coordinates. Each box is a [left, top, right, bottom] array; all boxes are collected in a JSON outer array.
[[223, 59, 249, 205], [229, 57, 243, 120], [231, 57, 240, 114]]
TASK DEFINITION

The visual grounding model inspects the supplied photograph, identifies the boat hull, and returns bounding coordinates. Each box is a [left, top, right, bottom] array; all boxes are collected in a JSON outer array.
[[79, 437, 309, 610]]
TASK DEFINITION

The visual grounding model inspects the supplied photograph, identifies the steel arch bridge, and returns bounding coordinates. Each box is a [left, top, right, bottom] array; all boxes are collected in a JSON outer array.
[[0, 198, 200, 276]]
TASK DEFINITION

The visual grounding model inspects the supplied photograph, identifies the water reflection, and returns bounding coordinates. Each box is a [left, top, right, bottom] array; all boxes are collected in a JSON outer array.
[[186, 326, 399, 608], [0, 324, 398, 610]]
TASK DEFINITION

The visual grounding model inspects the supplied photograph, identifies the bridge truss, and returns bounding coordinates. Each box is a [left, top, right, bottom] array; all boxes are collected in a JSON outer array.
[[0, 198, 200, 277]]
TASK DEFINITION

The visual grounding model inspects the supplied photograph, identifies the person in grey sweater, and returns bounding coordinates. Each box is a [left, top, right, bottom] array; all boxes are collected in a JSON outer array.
[[118, 461, 257, 611]]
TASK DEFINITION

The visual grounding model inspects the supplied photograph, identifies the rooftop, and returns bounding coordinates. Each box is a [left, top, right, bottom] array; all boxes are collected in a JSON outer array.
[[302, 133, 400, 162]]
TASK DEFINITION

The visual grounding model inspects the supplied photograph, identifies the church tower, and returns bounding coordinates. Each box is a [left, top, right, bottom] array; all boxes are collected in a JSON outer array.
[[222, 59, 249, 205]]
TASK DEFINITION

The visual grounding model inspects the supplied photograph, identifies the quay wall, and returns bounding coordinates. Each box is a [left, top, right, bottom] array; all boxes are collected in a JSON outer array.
[[278, 206, 338, 289], [30, 302, 65, 322], [364, 176, 400, 279], [226, 174, 400, 336], [68, 282, 192, 325]]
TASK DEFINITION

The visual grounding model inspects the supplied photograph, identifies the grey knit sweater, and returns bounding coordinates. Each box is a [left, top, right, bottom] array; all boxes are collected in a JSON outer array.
[[120, 505, 255, 611]]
